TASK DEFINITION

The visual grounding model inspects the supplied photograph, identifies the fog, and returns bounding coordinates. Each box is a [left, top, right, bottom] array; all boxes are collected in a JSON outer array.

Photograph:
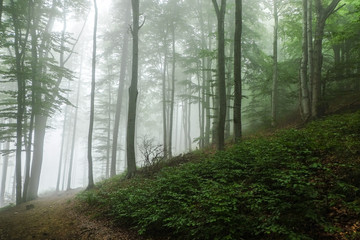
[[1, 0, 356, 207]]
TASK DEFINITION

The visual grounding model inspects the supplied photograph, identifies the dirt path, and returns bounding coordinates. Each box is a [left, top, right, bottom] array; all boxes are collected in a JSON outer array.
[[0, 189, 145, 240]]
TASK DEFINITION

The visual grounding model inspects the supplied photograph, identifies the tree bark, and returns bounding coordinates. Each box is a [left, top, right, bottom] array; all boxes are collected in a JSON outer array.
[[168, 23, 176, 157], [162, 34, 168, 158], [312, 0, 340, 118], [111, 0, 131, 177], [308, 0, 314, 104], [0, 141, 10, 207], [212, 0, 227, 151], [126, 0, 140, 178], [67, 76, 81, 189], [87, 0, 98, 189], [10, 0, 28, 205], [233, 0, 242, 142], [271, 0, 279, 127], [300, 0, 311, 121]]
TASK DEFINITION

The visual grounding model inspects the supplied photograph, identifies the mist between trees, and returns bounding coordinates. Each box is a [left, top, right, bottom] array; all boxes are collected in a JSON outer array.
[[0, 0, 359, 206]]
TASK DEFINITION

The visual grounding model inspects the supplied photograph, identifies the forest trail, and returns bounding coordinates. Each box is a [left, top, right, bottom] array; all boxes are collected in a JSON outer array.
[[0, 189, 144, 240]]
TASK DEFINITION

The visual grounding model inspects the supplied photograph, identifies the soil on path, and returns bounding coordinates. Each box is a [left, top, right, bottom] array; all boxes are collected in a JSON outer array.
[[0, 189, 145, 240]]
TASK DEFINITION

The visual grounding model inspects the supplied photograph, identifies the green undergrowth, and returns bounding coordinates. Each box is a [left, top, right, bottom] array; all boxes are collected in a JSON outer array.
[[78, 111, 360, 240]]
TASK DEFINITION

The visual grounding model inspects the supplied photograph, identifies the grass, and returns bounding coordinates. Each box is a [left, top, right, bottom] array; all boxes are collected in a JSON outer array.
[[78, 111, 360, 240]]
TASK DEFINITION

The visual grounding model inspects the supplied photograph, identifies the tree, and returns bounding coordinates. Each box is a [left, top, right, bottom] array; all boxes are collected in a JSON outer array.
[[233, 0, 242, 142], [212, 0, 227, 151], [271, 0, 279, 127], [111, 0, 131, 177], [312, 0, 341, 118], [87, 0, 97, 189], [300, 0, 311, 121], [126, 0, 140, 177], [9, 0, 29, 205], [0, 141, 10, 206]]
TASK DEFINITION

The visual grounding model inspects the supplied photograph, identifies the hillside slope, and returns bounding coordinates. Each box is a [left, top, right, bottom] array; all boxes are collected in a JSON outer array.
[[79, 110, 360, 240]]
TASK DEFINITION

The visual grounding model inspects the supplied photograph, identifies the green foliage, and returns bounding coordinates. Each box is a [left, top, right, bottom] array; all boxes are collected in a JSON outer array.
[[79, 111, 360, 239]]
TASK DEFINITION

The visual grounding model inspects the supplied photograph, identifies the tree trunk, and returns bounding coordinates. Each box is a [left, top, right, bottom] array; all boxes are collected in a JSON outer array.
[[162, 38, 168, 158], [271, 0, 279, 127], [0, 141, 10, 207], [212, 0, 227, 151], [233, 0, 242, 142], [307, 0, 314, 104], [87, 0, 98, 189], [111, 0, 131, 177], [56, 103, 68, 192], [312, 0, 340, 118], [10, 0, 28, 204], [67, 76, 81, 189], [300, 0, 311, 121], [168, 23, 176, 157], [27, 1, 58, 200], [126, 0, 140, 178]]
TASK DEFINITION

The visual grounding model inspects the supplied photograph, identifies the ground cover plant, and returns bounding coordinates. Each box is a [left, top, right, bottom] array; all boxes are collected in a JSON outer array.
[[78, 111, 360, 240]]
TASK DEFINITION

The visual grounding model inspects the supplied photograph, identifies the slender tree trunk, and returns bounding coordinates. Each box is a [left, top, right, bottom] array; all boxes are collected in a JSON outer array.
[[111, 0, 131, 177], [205, 42, 212, 146], [56, 104, 68, 192], [300, 0, 311, 121], [197, 68, 204, 148], [162, 40, 168, 158], [67, 79, 81, 190], [126, 0, 140, 178], [187, 93, 192, 151], [212, 0, 227, 150], [10, 0, 27, 204], [308, 0, 314, 104], [1, 141, 10, 207], [182, 100, 188, 151], [225, 38, 233, 139], [271, 0, 279, 127], [168, 23, 176, 157], [87, 0, 98, 189], [233, 0, 242, 142]]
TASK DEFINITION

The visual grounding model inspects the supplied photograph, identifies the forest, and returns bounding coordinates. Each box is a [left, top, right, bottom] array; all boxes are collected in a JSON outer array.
[[0, 0, 360, 239]]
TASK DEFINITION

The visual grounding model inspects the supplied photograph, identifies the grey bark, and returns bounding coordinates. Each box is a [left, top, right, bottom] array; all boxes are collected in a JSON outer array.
[[168, 23, 176, 157], [300, 0, 311, 121], [312, 0, 340, 118], [10, 0, 29, 204], [87, 0, 98, 189], [212, 0, 227, 151], [126, 0, 140, 177], [1, 141, 10, 207], [308, 0, 314, 103], [271, 0, 279, 127], [67, 75, 81, 189], [111, 0, 131, 177], [233, 0, 242, 142], [56, 103, 68, 192], [162, 34, 168, 158]]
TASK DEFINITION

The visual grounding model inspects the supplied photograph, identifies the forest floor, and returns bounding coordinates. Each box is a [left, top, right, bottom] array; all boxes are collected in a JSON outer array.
[[0, 188, 147, 240]]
